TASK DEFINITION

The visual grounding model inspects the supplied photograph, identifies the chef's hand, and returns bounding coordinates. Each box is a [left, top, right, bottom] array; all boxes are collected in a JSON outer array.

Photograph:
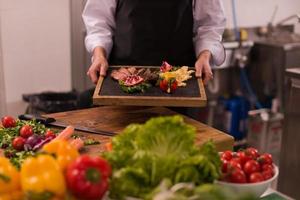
[[87, 47, 109, 84], [195, 50, 213, 85]]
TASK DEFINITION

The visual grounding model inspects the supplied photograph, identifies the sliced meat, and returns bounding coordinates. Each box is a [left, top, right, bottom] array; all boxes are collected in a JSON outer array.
[[127, 67, 137, 75], [118, 68, 131, 76], [137, 68, 146, 76], [124, 75, 144, 86], [111, 70, 128, 81]]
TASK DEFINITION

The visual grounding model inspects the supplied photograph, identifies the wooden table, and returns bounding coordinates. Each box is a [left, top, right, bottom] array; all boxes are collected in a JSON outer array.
[[44, 106, 234, 155]]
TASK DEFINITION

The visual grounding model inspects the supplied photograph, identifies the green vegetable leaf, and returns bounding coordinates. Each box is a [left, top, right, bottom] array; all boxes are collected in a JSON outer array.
[[104, 116, 222, 199]]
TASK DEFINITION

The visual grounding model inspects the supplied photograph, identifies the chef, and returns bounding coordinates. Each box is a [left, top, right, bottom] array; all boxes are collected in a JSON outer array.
[[82, 0, 226, 85]]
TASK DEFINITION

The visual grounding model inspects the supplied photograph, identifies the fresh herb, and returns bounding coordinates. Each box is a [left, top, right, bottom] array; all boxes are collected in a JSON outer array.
[[0, 119, 51, 168], [8, 151, 35, 169], [119, 80, 151, 93], [104, 116, 221, 199], [84, 139, 100, 146]]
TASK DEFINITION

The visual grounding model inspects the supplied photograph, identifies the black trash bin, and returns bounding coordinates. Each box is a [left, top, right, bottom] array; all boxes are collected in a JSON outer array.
[[23, 91, 78, 114]]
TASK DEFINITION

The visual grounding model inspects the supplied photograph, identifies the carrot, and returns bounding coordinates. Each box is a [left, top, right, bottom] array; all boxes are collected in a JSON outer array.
[[70, 138, 84, 150], [105, 142, 113, 152], [55, 126, 74, 141]]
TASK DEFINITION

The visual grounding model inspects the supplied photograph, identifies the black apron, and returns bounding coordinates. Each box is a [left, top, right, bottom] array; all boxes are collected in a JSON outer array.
[[109, 0, 196, 67]]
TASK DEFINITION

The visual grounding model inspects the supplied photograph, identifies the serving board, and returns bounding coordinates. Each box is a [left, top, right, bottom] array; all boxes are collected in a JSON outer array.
[[93, 66, 207, 107]]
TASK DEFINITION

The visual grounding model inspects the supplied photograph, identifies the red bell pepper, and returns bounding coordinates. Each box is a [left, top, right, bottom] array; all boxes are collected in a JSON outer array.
[[65, 155, 112, 200]]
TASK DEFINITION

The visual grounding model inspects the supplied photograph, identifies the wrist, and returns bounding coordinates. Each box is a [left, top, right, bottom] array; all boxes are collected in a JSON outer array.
[[93, 46, 107, 60], [198, 50, 212, 60]]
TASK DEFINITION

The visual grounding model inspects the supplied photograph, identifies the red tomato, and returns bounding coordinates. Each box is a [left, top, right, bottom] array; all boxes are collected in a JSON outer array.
[[228, 169, 247, 183], [249, 172, 264, 183], [159, 79, 168, 92], [20, 125, 34, 138], [221, 150, 233, 161], [245, 147, 259, 159], [236, 151, 251, 165], [228, 159, 242, 171], [221, 158, 229, 173], [170, 80, 178, 92], [262, 170, 273, 180], [243, 160, 261, 175], [45, 130, 56, 139], [12, 137, 26, 151], [258, 153, 273, 165], [1, 116, 16, 128], [261, 164, 274, 173]]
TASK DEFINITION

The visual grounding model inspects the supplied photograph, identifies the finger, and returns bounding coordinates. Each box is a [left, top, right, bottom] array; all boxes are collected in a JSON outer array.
[[88, 66, 99, 84], [195, 62, 203, 78], [203, 67, 213, 85], [100, 63, 108, 76]]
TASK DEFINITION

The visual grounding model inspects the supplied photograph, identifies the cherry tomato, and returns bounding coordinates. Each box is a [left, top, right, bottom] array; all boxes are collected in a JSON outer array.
[[261, 164, 274, 173], [221, 158, 229, 173], [20, 125, 34, 138], [45, 130, 56, 139], [262, 170, 273, 180], [228, 168, 247, 183], [258, 153, 273, 165], [221, 150, 233, 161], [170, 80, 178, 92], [236, 151, 251, 165], [249, 172, 264, 183], [1, 116, 16, 128], [243, 160, 261, 175], [245, 147, 259, 159], [159, 79, 168, 92], [12, 137, 26, 151], [228, 159, 242, 171]]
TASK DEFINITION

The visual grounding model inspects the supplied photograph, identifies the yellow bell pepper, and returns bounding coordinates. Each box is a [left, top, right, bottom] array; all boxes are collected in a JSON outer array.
[[0, 191, 23, 200], [42, 139, 79, 170], [20, 154, 66, 199], [0, 157, 21, 196]]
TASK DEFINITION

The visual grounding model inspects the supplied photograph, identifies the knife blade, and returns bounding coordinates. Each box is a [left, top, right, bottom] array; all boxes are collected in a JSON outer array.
[[18, 114, 116, 137]]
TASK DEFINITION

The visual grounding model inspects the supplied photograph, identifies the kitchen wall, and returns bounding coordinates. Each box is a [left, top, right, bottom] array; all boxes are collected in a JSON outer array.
[[223, 0, 300, 32], [0, 0, 72, 116]]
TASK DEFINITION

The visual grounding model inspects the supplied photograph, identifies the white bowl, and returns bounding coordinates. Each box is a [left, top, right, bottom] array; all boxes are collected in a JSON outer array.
[[216, 165, 279, 197]]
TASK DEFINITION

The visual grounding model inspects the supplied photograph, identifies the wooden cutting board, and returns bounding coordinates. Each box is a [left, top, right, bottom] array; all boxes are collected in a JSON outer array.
[[44, 106, 234, 155], [93, 66, 207, 107]]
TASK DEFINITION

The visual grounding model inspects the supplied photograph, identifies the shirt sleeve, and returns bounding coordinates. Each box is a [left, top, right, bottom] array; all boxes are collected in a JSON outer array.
[[193, 0, 226, 66], [82, 0, 117, 57]]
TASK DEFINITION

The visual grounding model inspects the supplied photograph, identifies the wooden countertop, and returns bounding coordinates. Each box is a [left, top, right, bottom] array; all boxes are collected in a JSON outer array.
[[44, 106, 234, 155]]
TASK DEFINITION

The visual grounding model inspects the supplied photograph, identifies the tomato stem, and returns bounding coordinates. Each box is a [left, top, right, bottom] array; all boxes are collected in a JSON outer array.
[[86, 168, 101, 183]]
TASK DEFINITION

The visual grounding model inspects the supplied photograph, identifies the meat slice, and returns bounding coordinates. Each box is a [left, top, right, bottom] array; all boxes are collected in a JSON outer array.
[[127, 67, 137, 75], [118, 68, 131, 76], [111, 70, 128, 81], [124, 75, 144, 86], [137, 68, 146, 76]]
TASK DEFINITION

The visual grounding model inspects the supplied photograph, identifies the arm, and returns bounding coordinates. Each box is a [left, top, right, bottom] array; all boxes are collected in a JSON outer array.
[[193, 0, 226, 83], [82, 0, 117, 82]]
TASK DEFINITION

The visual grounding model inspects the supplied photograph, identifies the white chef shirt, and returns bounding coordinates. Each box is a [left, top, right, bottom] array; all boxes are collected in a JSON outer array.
[[82, 0, 226, 66]]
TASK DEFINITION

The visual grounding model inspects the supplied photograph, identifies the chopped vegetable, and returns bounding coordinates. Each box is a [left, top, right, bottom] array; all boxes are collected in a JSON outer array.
[[119, 80, 151, 93], [70, 138, 84, 149], [66, 155, 111, 199], [84, 139, 100, 146], [104, 116, 221, 199], [20, 154, 66, 199], [54, 126, 74, 141]]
